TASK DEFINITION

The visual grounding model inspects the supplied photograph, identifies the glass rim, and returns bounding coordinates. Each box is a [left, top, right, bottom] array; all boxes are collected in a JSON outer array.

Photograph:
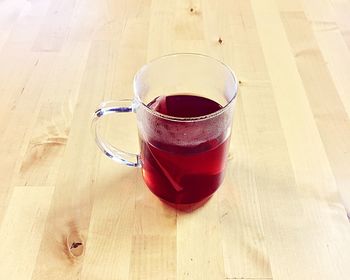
[[133, 53, 238, 122]]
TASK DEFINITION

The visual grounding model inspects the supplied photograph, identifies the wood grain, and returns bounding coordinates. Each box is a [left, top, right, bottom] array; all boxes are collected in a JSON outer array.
[[1, 0, 350, 279]]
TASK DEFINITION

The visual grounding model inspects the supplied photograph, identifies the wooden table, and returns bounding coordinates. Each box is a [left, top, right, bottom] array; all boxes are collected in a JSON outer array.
[[1, 0, 350, 279]]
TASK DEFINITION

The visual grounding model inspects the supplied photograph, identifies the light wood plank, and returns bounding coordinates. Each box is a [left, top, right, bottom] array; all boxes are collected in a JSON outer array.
[[32, 0, 78, 52], [0, 0, 26, 51], [313, 29, 350, 119], [174, 0, 204, 41], [146, 0, 176, 59], [300, 0, 350, 119], [13, 41, 90, 187], [177, 196, 225, 280], [130, 234, 176, 280], [80, 168, 138, 280], [30, 40, 111, 280], [329, 0, 350, 49], [0, 187, 54, 280], [241, 79, 306, 280]]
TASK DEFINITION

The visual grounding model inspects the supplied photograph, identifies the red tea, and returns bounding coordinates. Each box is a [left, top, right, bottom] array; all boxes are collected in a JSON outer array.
[[140, 95, 230, 204]]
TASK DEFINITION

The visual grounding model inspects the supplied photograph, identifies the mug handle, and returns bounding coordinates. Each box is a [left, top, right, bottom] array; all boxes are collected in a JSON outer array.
[[91, 100, 141, 167]]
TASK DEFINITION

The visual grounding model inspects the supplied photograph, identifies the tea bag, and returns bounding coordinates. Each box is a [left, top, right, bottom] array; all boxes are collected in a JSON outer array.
[[148, 152, 184, 192], [148, 95, 168, 115]]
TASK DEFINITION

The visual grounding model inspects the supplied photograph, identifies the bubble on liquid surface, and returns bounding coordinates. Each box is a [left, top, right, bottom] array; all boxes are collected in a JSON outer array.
[[138, 95, 233, 147]]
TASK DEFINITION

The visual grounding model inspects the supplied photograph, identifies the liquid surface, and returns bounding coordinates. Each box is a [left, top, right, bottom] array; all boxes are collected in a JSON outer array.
[[147, 95, 223, 118], [140, 95, 230, 204]]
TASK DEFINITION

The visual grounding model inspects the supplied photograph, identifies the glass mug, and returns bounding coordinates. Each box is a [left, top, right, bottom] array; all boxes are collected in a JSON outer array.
[[91, 53, 238, 204]]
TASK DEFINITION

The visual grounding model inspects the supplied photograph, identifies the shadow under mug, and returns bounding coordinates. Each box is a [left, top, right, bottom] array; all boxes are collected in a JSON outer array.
[[91, 53, 238, 204]]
